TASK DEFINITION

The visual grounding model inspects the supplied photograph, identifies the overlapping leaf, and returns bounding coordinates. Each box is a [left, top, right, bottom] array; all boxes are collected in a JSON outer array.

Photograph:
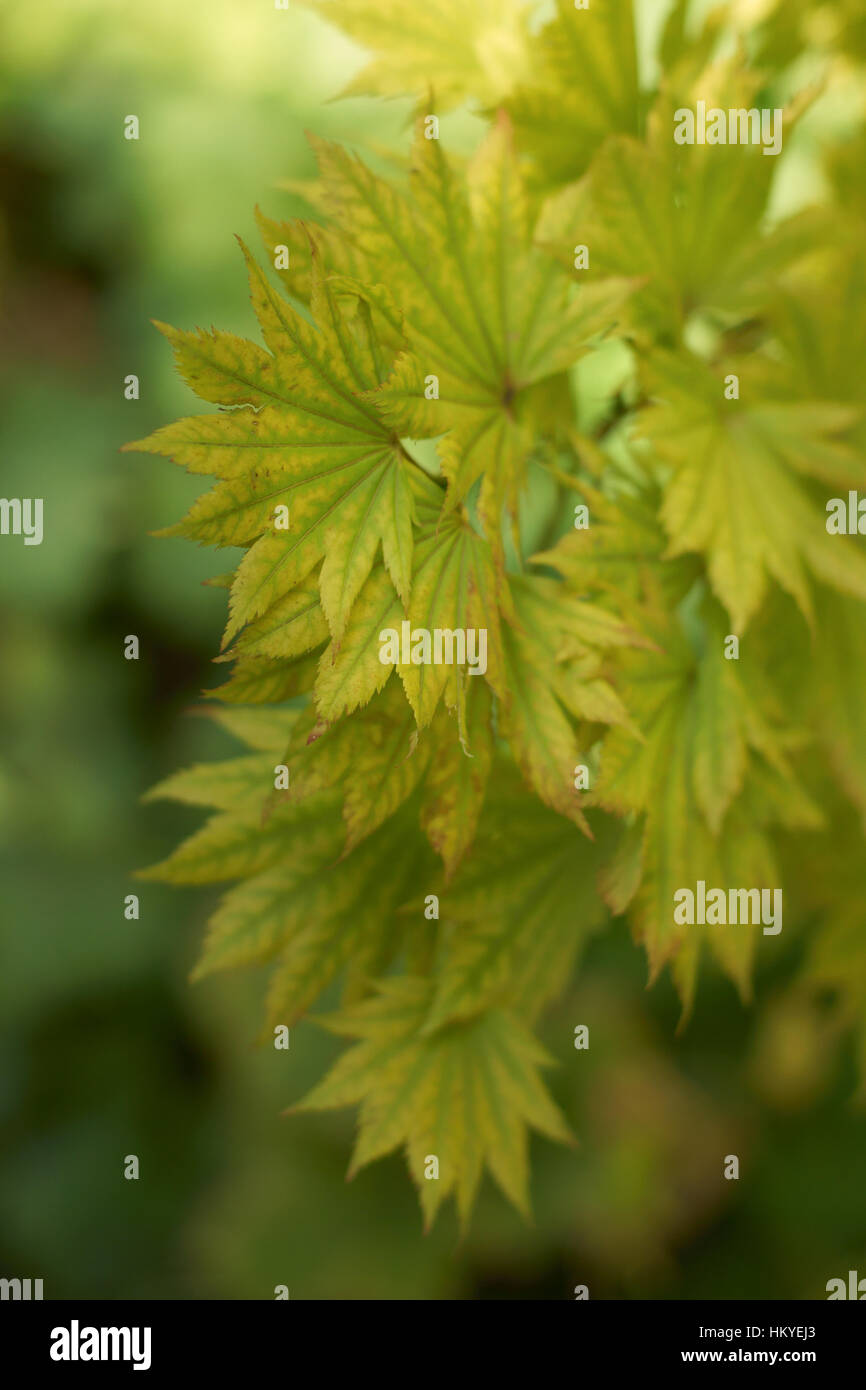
[[424, 764, 614, 1033], [637, 350, 866, 631], [499, 571, 637, 828], [534, 469, 702, 614], [506, 0, 641, 190], [298, 0, 532, 109], [301, 116, 633, 541], [557, 65, 826, 343], [590, 599, 820, 993], [126, 245, 427, 647], [132, 0, 866, 1229], [277, 678, 493, 876], [140, 710, 439, 1026], [293, 976, 573, 1229]]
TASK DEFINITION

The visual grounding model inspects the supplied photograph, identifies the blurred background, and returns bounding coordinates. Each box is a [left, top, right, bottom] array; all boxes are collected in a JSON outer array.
[[1, 0, 865, 1299]]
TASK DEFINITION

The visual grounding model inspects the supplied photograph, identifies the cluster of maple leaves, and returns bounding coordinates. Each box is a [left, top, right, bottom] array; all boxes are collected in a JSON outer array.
[[129, 0, 866, 1226]]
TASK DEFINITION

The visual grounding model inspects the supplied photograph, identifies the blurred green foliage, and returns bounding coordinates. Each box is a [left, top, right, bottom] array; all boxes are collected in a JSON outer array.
[[1, 0, 865, 1298]]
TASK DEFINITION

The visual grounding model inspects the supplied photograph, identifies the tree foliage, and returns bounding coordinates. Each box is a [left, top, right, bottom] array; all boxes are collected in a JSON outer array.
[[129, 0, 866, 1225]]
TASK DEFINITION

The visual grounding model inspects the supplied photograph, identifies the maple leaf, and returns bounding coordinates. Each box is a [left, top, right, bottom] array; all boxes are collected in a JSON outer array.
[[212, 462, 488, 733], [419, 677, 494, 880], [297, 469, 439, 728], [506, 0, 642, 190], [126, 243, 431, 647], [281, 684, 432, 851], [278, 473, 505, 736], [130, 2, 866, 1236], [300, 116, 633, 543], [424, 764, 614, 1033], [637, 349, 866, 631], [560, 64, 826, 343], [254, 203, 372, 320], [392, 506, 506, 730], [139, 710, 439, 1024], [209, 651, 320, 706], [298, 0, 532, 110], [590, 597, 819, 993], [533, 469, 702, 614], [312, 560, 404, 722], [277, 668, 494, 878], [499, 572, 637, 829], [257, 804, 437, 1031], [292, 976, 573, 1229]]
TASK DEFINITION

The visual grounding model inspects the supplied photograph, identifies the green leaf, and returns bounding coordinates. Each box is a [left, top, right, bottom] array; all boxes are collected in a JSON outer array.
[[299, 0, 532, 110], [126, 244, 428, 646], [281, 683, 433, 849], [769, 250, 866, 456], [143, 753, 284, 813], [220, 571, 329, 664], [419, 678, 494, 879], [591, 600, 815, 985], [499, 573, 636, 828], [194, 706, 301, 752], [294, 976, 573, 1228], [313, 562, 403, 721], [534, 471, 702, 614], [146, 752, 439, 1023], [507, 0, 641, 189], [505, 0, 639, 190], [260, 808, 437, 1026], [394, 507, 506, 729], [424, 765, 612, 1032], [140, 794, 316, 887], [210, 652, 319, 705], [572, 68, 824, 341], [638, 350, 866, 631], [307, 117, 632, 541], [285, 679, 494, 871]]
